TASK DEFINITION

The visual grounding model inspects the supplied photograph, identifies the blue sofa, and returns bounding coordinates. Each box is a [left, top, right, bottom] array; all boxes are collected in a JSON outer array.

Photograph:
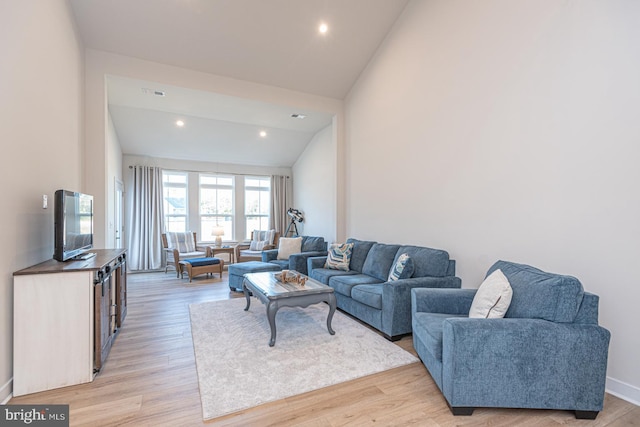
[[308, 238, 461, 340], [411, 260, 611, 419], [261, 235, 328, 276]]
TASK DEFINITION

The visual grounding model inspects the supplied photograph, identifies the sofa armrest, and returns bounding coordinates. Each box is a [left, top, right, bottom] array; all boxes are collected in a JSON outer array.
[[440, 318, 611, 410], [261, 249, 278, 262], [234, 243, 250, 260], [307, 256, 328, 276], [289, 251, 328, 275], [411, 288, 477, 315], [381, 276, 462, 337]]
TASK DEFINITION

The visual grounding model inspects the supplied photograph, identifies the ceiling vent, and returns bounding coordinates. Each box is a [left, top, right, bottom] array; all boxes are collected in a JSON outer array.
[[291, 113, 306, 119], [141, 88, 165, 97]]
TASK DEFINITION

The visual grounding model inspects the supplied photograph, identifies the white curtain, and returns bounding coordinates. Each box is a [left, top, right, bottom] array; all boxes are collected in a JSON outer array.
[[127, 166, 164, 270], [269, 175, 292, 235]]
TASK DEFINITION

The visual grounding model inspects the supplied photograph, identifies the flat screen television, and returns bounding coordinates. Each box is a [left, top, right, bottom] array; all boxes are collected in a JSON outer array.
[[53, 189, 94, 261]]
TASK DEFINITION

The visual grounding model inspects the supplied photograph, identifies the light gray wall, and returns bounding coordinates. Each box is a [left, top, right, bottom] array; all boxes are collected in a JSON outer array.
[[0, 0, 84, 402], [292, 124, 336, 242], [106, 111, 123, 248], [345, 0, 640, 403]]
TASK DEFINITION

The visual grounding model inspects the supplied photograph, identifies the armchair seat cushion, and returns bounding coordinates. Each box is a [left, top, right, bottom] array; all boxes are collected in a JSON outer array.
[[413, 313, 466, 362], [177, 250, 206, 259], [329, 274, 383, 297]]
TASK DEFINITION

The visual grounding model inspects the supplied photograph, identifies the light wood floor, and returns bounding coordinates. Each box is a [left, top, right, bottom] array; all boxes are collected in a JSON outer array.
[[9, 271, 639, 426]]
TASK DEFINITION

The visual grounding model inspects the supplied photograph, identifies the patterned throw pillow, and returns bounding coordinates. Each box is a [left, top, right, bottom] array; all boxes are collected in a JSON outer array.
[[325, 243, 354, 271], [249, 240, 268, 251], [388, 253, 414, 281], [167, 231, 196, 253]]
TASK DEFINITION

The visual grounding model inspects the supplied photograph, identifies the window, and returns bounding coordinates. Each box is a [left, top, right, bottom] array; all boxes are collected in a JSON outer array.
[[245, 177, 270, 239], [162, 171, 188, 232], [200, 174, 234, 241]]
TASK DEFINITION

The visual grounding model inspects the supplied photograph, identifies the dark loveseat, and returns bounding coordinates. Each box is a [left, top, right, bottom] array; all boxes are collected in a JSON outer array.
[[308, 238, 461, 340]]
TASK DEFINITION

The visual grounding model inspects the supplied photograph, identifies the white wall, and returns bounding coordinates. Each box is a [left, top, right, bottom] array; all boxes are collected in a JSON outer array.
[[106, 111, 123, 248], [345, 0, 640, 403], [0, 0, 84, 401], [292, 124, 336, 242]]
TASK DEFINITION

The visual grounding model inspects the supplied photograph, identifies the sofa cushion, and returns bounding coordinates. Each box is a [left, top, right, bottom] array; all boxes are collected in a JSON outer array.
[[301, 236, 326, 252], [329, 274, 383, 297], [310, 268, 357, 285], [346, 238, 376, 273], [413, 312, 466, 362], [388, 253, 414, 281], [361, 243, 401, 282], [325, 243, 354, 271], [277, 237, 302, 260], [351, 284, 383, 309], [469, 269, 513, 318], [487, 260, 584, 323], [394, 245, 451, 278]]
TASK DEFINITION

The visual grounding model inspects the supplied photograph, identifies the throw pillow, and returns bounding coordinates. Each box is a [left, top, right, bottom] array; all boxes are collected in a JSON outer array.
[[167, 231, 196, 253], [469, 269, 513, 318], [325, 243, 354, 271], [277, 237, 302, 260], [388, 253, 414, 281], [249, 240, 268, 251]]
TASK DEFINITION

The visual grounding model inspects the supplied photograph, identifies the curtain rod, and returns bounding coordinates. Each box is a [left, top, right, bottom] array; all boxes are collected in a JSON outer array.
[[128, 165, 289, 178]]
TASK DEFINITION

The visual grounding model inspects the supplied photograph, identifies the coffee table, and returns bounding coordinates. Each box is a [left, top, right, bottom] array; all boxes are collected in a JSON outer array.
[[242, 271, 336, 346]]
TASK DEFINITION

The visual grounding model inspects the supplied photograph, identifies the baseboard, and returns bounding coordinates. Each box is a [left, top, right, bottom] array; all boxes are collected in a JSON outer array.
[[1, 377, 12, 404], [606, 376, 640, 406]]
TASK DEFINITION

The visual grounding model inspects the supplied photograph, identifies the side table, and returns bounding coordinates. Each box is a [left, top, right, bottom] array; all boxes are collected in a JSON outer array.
[[207, 245, 236, 264]]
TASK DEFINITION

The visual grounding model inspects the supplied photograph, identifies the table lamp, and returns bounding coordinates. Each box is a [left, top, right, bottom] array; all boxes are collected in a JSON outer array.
[[211, 226, 224, 248]]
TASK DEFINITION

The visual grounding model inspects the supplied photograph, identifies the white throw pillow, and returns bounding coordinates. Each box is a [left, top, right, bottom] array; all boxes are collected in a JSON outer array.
[[277, 237, 302, 260], [469, 269, 513, 319]]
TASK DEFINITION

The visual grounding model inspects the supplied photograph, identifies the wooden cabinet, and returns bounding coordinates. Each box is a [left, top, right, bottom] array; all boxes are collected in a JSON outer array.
[[13, 249, 127, 397]]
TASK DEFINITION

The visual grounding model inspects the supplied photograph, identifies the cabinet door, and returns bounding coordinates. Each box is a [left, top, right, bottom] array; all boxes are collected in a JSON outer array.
[[94, 275, 113, 372], [115, 261, 127, 328]]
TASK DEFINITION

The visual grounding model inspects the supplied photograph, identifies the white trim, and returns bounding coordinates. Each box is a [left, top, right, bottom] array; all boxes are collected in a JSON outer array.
[[1, 378, 12, 404], [606, 376, 640, 407]]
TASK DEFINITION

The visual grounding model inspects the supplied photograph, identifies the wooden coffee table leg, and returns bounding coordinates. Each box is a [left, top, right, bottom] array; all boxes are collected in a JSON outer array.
[[243, 281, 251, 311]]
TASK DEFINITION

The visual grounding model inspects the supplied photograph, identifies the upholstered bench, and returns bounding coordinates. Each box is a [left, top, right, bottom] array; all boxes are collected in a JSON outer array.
[[228, 261, 282, 292], [179, 257, 224, 282]]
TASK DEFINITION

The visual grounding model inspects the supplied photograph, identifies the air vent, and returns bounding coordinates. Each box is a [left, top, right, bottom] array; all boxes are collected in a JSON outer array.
[[291, 113, 306, 119], [141, 88, 165, 97]]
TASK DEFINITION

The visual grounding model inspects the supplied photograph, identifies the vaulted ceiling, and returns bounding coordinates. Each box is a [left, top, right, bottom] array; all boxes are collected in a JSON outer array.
[[69, 0, 409, 167]]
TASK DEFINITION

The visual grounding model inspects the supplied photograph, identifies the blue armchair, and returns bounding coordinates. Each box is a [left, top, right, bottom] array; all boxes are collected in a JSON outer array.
[[411, 260, 610, 419], [261, 236, 327, 275]]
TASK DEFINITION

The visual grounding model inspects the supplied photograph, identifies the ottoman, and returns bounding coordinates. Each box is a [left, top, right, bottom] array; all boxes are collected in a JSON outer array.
[[179, 257, 224, 282], [228, 261, 282, 292]]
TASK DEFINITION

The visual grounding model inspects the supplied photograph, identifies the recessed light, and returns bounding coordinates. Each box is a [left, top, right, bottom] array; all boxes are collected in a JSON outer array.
[[176, 120, 185, 127], [259, 130, 267, 138], [319, 23, 328, 34]]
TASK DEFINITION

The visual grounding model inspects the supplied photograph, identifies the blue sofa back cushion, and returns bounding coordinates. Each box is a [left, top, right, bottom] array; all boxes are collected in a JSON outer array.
[[301, 236, 326, 252], [394, 245, 451, 278], [362, 243, 401, 282], [487, 260, 584, 323], [346, 238, 376, 273]]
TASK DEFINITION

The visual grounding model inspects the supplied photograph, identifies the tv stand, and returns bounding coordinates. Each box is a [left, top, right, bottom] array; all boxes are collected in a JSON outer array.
[[13, 249, 127, 396]]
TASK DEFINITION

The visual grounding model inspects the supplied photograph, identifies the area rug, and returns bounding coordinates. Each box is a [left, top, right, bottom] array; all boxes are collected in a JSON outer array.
[[189, 298, 418, 421]]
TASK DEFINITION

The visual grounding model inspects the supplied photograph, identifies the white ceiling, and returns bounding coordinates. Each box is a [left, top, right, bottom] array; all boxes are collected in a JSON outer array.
[[69, 0, 409, 167]]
